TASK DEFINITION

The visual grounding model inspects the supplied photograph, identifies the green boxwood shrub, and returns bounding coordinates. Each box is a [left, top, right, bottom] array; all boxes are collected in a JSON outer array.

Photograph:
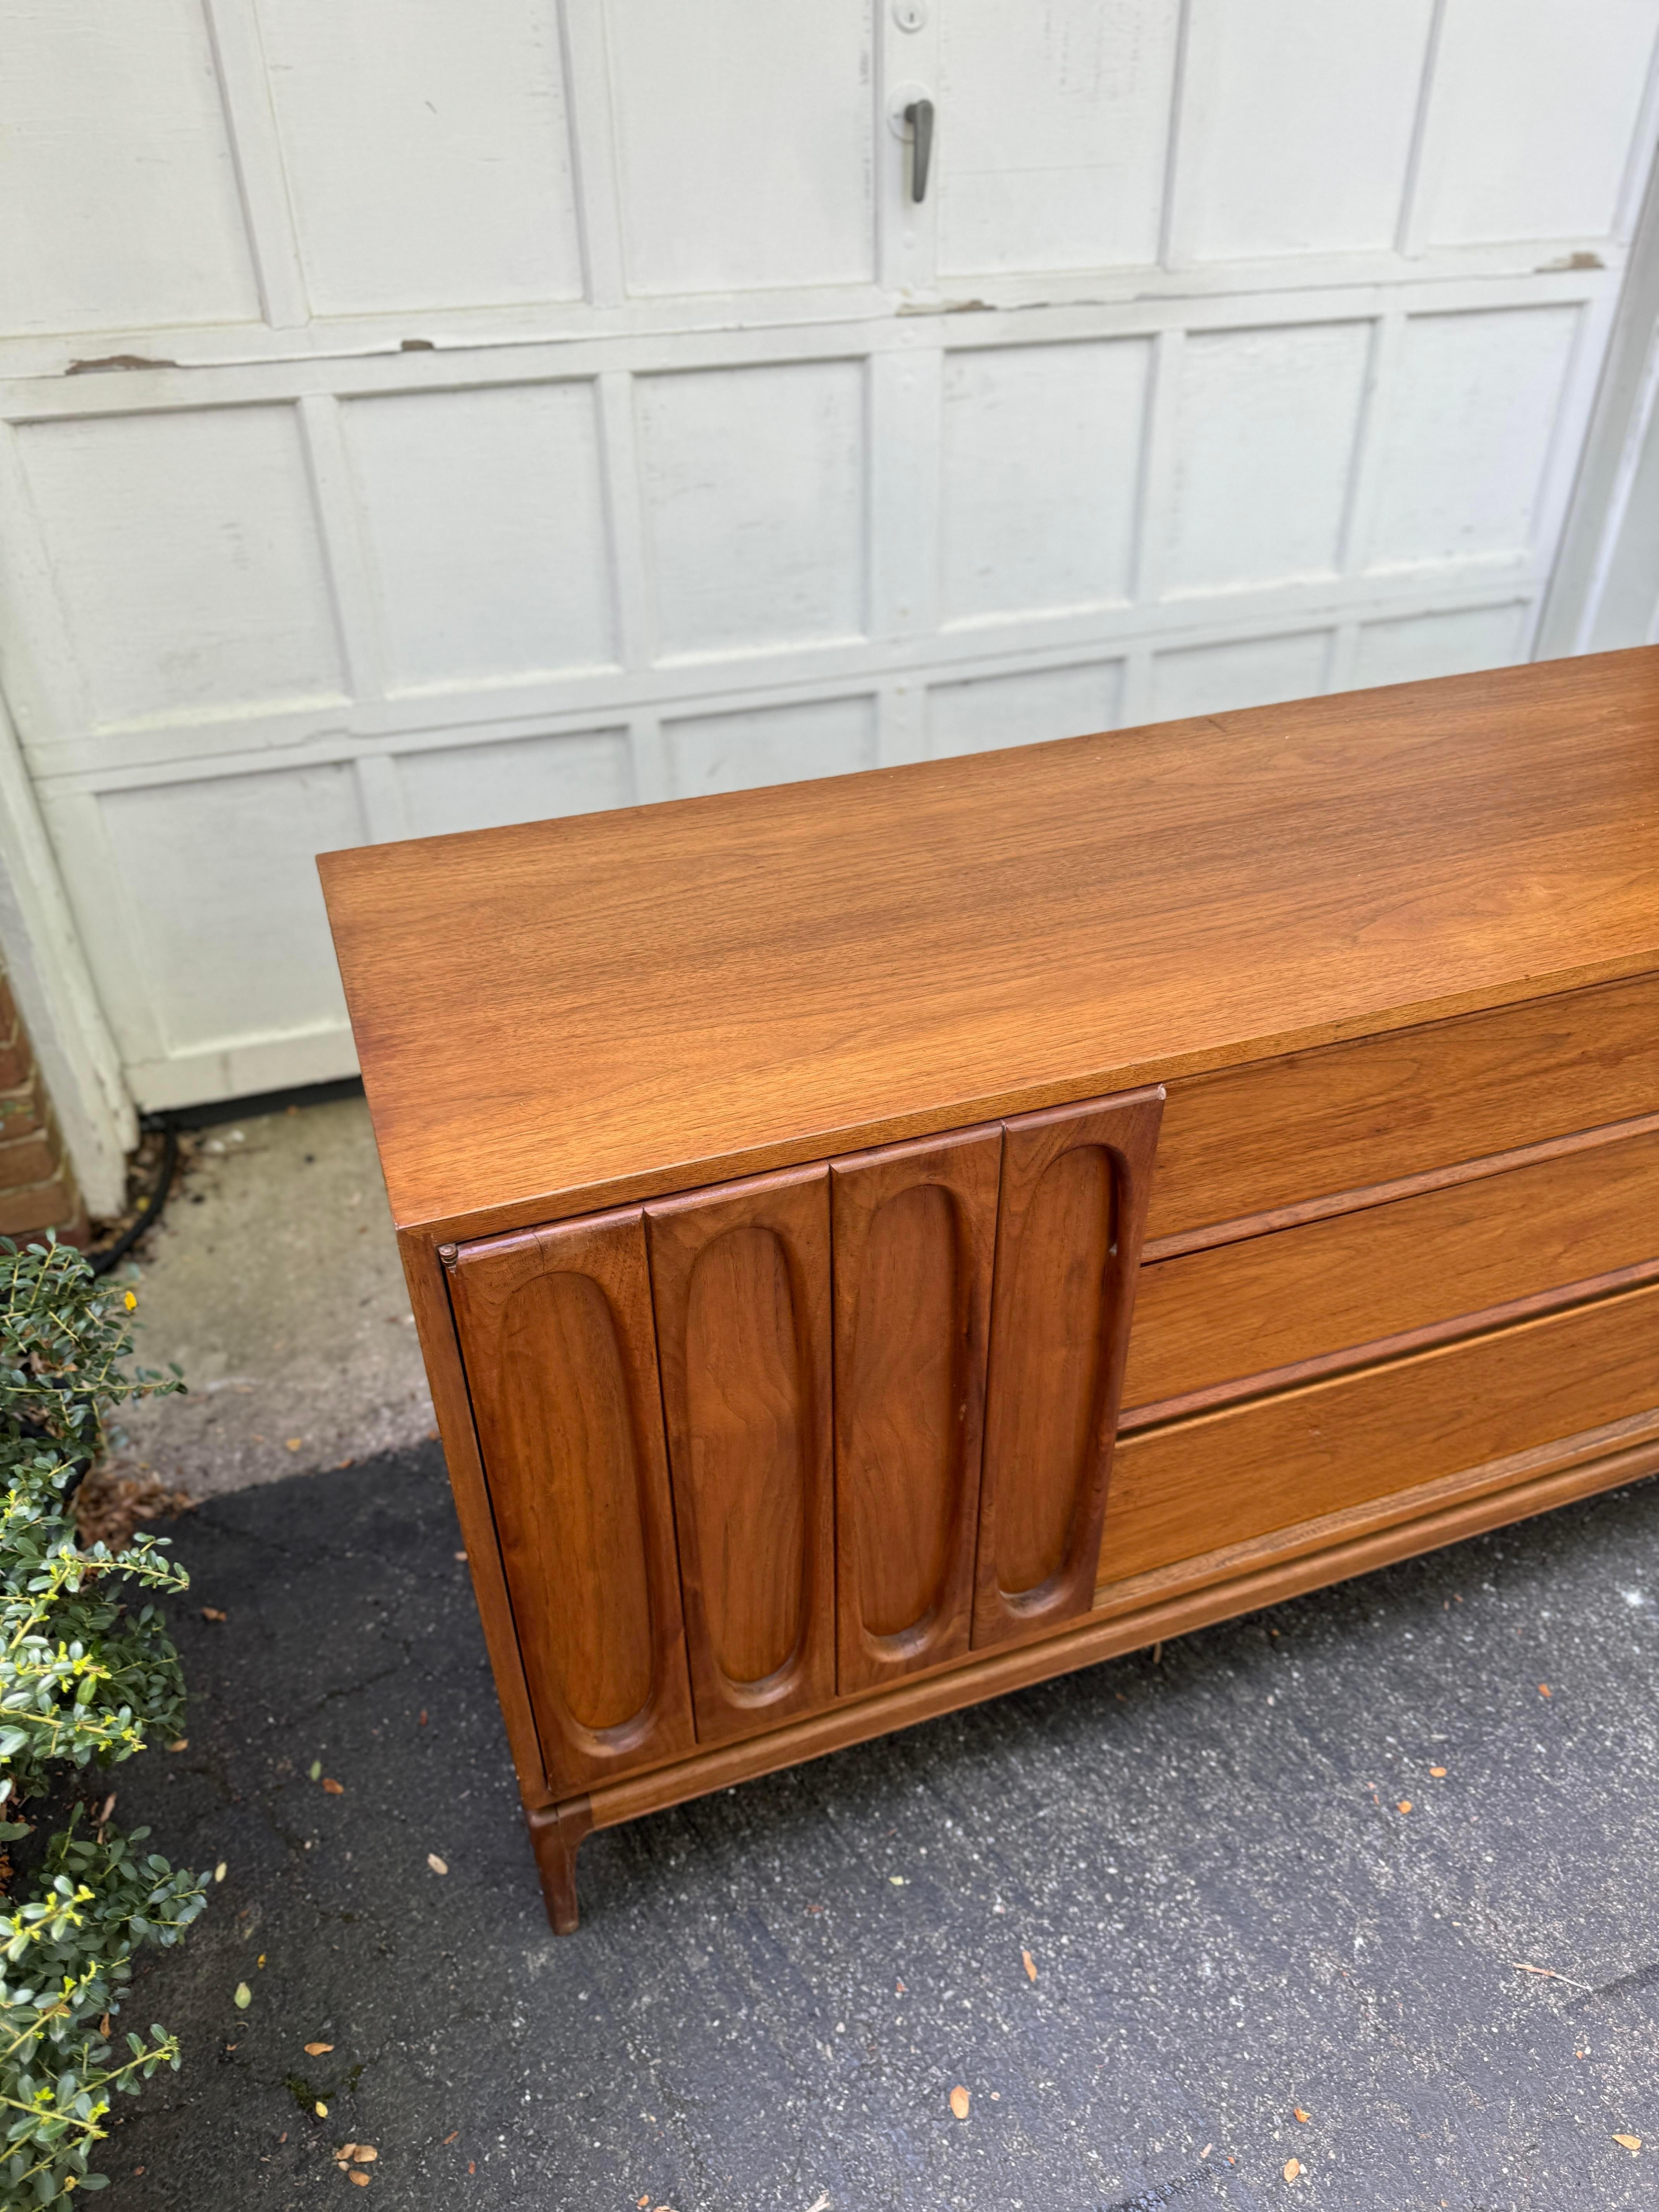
[[0, 1237, 205, 2203]]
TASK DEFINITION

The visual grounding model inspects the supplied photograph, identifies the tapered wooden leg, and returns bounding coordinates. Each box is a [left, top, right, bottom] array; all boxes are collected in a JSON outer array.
[[526, 1797, 594, 1935]]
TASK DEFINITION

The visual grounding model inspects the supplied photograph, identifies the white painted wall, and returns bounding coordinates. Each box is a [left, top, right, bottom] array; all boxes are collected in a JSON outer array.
[[0, 0, 1655, 1128]]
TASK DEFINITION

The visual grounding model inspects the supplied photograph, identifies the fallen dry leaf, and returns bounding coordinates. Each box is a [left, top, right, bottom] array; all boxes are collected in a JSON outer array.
[[1510, 1961, 1590, 1987], [314, 2100, 328, 2118], [72, 1461, 193, 1551], [1022, 1949, 1037, 1982], [285, 1438, 302, 1452], [167, 1739, 189, 1752], [201, 1606, 227, 1622], [1429, 1766, 1447, 1778], [1614, 2134, 1642, 2153], [419, 1710, 428, 1726], [322, 1778, 344, 1795], [338, 2145, 357, 2161], [1398, 1800, 1413, 1814], [1539, 1683, 1551, 1698], [949, 2086, 970, 2121], [444, 2134, 459, 2147], [637, 2198, 649, 2208], [454, 1550, 467, 1562], [428, 1853, 448, 1875], [304, 2042, 333, 2056], [1283, 2157, 1302, 2182], [354, 2148, 378, 2163], [1293, 2108, 1310, 2123], [349, 2174, 369, 2188]]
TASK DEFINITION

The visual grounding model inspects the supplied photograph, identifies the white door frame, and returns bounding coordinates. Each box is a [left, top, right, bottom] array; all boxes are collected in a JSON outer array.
[[1538, 143, 1659, 654]]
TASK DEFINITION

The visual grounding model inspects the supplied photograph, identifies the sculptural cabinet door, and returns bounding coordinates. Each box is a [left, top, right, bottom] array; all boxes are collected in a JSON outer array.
[[645, 1166, 837, 1747], [448, 1086, 1164, 1798], [445, 1208, 697, 1797], [830, 1125, 1002, 1693], [973, 1087, 1165, 1649]]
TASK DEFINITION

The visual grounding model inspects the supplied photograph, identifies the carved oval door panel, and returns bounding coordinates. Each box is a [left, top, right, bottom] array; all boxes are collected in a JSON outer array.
[[831, 1126, 1001, 1693], [647, 1164, 835, 1743], [973, 1087, 1164, 1649], [447, 1208, 696, 1794]]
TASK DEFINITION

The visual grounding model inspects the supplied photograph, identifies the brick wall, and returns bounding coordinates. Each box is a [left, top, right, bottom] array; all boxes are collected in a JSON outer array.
[[0, 967, 89, 1246]]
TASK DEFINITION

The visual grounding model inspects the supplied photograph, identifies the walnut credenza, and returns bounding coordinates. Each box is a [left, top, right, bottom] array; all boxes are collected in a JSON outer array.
[[320, 649, 1659, 1934]]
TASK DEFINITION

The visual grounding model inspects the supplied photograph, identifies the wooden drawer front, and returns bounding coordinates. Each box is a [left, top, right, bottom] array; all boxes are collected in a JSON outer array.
[[1125, 1122, 1659, 1418], [973, 1087, 1163, 1650], [646, 1166, 835, 1747], [831, 1125, 1001, 1694], [1147, 971, 1659, 1244], [1103, 1279, 1659, 1585], [447, 1209, 696, 1795]]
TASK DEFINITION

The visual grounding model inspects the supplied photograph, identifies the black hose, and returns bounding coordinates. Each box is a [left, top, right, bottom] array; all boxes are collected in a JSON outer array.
[[87, 1124, 178, 1279]]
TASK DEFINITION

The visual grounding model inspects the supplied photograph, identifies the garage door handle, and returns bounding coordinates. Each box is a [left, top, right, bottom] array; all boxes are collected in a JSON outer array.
[[903, 98, 934, 202]]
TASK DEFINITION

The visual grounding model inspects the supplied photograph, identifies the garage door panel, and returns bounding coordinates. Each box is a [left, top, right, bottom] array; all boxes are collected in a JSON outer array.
[[926, 663, 1125, 760], [939, 342, 1150, 624], [1415, 0, 1659, 247], [0, 0, 261, 339], [1164, 323, 1372, 595], [255, 0, 584, 314], [89, 765, 362, 1061], [342, 383, 618, 691], [637, 362, 868, 660], [1352, 604, 1534, 692], [937, 0, 1182, 275], [1367, 306, 1583, 571], [607, 0, 876, 296], [1173, 0, 1436, 263], [663, 697, 877, 801], [1152, 631, 1334, 723], [15, 404, 345, 727], [397, 732, 635, 839]]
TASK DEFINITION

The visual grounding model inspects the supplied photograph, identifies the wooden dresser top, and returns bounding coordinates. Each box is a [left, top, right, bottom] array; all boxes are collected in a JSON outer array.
[[320, 648, 1659, 1240]]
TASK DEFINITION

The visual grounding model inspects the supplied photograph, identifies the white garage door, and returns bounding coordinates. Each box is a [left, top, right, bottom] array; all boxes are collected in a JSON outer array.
[[0, 0, 1654, 1111]]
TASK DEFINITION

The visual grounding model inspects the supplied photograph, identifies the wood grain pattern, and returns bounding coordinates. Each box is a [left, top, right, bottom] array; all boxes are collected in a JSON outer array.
[[1103, 1278, 1659, 1585], [1124, 1120, 1659, 1415], [580, 1415, 1659, 1837], [397, 1229, 551, 1807], [830, 1125, 1001, 1693], [646, 1165, 835, 1744], [1095, 1405, 1659, 1625], [446, 1210, 695, 1795], [973, 1086, 1164, 1649], [321, 651, 1659, 1242], [1147, 971, 1659, 1246], [1142, 1109, 1659, 1266]]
